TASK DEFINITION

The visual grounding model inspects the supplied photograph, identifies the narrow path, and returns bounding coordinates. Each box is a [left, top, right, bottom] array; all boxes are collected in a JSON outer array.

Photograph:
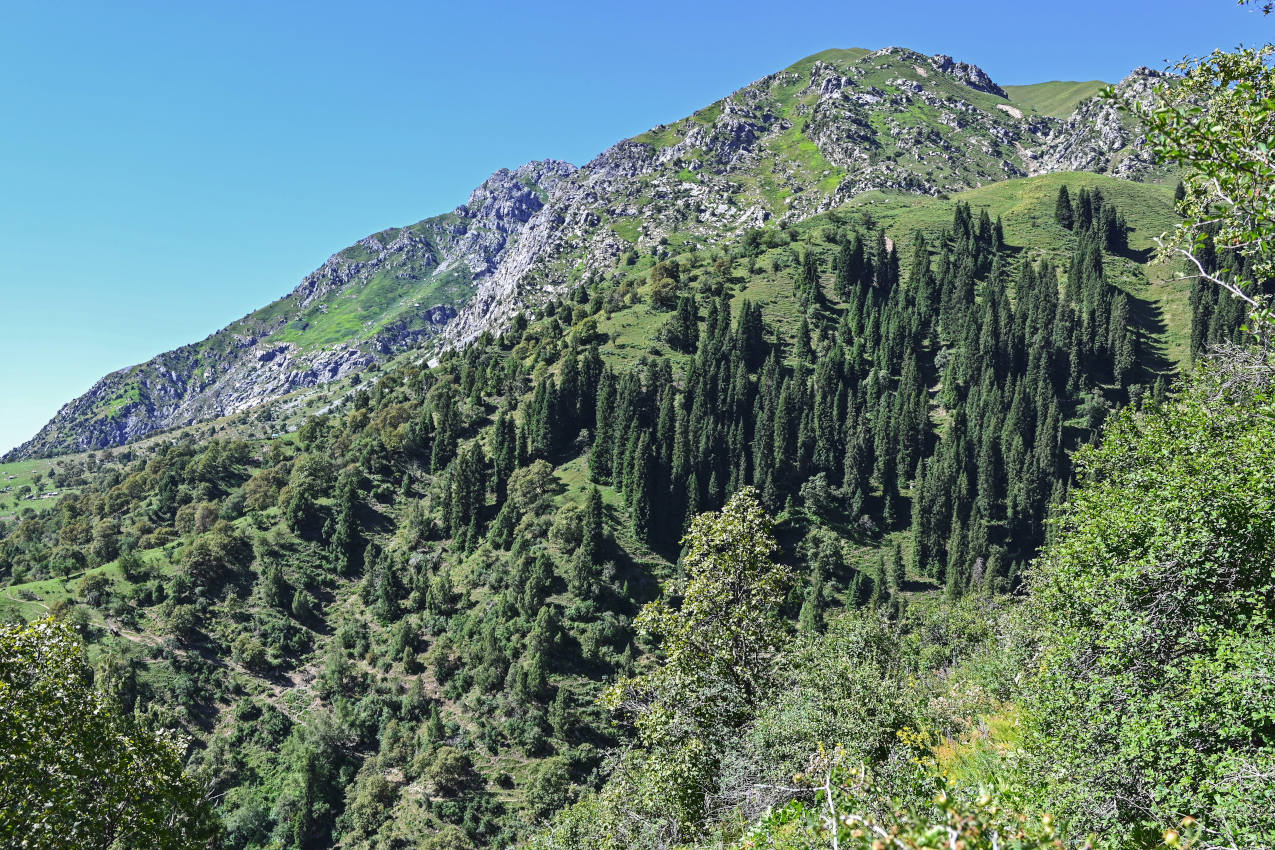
[[3, 584, 49, 612], [103, 617, 162, 648]]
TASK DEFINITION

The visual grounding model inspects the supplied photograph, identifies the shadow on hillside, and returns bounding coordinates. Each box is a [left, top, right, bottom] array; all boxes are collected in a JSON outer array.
[[1114, 245, 1154, 265], [901, 576, 941, 594], [1126, 287, 1178, 380]]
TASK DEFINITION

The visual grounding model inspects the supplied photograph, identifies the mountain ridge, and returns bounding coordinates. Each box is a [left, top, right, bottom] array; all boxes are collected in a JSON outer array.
[[4, 159, 576, 459], [7, 46, 1172, 460], [441, 47, 1168, 346]]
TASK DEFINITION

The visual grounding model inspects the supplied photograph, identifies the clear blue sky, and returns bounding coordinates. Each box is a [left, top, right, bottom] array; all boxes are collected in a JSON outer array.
[[0, 0, 1264, 453]]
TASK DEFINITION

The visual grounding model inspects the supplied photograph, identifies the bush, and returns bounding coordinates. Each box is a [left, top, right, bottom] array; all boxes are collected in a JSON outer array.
[[418, 824, 476, 850], [427, 746, 477, 796], [232, 634, 271, 672], [1021, 362, 1275, 844], [525, 757, 574, 823], [731, 750, 1067, 850], [78, 572, 112, 608]]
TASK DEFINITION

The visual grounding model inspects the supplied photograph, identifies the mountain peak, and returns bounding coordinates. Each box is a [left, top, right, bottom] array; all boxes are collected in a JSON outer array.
[[864, 47, 1007, 98], [784, 46, 873, 72]]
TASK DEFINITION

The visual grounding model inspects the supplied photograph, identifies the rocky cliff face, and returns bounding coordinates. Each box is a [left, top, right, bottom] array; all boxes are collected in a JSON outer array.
[[9, 47, 1173, 459], [1027, 67, 1168, 178]]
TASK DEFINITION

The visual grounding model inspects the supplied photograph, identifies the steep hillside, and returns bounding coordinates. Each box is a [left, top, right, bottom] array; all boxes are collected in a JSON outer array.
[[0, 171, 1221, 850], [443, 49, 1172, 347], [9, 47, 1172, 461]]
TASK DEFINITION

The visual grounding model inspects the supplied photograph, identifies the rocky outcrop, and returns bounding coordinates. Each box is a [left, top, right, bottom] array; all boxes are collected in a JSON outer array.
[[929, 53, 1009, 98], [1027, 68, 1168, 180]]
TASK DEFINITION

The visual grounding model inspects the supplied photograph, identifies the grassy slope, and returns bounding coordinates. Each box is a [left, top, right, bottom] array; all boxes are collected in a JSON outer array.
[[578, 172, 1184, 581], [545, 172, 1189, 588], [0, 540, 178, 630], [786, 47, 874, 72], [224, 216, 472, 354], [1004, 80, 1109, 117], [0, 371, 359, 521], [0, 457, 75, 518]]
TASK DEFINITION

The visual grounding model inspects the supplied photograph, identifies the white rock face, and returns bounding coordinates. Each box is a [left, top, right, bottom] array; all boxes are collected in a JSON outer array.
[[1029, 68, 1165, 178]]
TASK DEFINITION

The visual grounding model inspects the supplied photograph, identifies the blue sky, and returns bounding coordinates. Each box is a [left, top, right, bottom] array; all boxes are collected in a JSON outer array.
[[0, 0, 1264, 453]]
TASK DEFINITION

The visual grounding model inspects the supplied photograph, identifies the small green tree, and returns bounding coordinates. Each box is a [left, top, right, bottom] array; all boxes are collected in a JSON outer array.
[[0, 618, 221, 848], [417, 824, 476, 850], [797, 567, 825, 634], [525, 756, 574, 823], [603, 487, 792, 834], [426, 746, 477, 796], [1054, 184, 1074, 229]]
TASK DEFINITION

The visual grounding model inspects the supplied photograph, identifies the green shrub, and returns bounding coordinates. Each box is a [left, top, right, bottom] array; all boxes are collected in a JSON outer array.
[[1021, 363, 1275, 845]]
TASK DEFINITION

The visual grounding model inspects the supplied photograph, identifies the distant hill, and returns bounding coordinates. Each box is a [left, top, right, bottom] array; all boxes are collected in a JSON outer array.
[[1005, 80, 1110, 117]]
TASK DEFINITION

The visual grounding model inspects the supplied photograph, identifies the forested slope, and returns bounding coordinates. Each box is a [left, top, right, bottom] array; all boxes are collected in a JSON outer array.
[[2, 171, 1256, 850]]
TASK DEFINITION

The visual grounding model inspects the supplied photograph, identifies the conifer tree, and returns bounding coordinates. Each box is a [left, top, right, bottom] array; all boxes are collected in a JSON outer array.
[[590, 371, 618, 482], [794, 316, 814, 363], [569, 487, 605, 598], [1075, 187, 1094, 232], [430, 384, 461, 473], [630, 433, 655, 543], [330, 468, 361, 575], [890, 539, 905, 592], [800, 249, 821, 309], [835, 232, 863, 300], [492, 407, 517, 504], [797, 566, 825, 634]]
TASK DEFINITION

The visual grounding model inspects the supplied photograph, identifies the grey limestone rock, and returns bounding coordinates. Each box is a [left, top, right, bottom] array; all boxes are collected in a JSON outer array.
[[930, 53, 1009, 98], [5, 160, 576, 458], [1030, 68, 1167, 180]]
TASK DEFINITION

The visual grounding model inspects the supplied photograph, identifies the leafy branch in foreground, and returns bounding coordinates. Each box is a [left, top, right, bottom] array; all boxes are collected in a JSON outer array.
[[735, 743, 1076, 850], [601, 486, 793, 835], [0, 618, 221, 850], [1130, 41, 1275, 338], [1020, 361, 1275, 847]]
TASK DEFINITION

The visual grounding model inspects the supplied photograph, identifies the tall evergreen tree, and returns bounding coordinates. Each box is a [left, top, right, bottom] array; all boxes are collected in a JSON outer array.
[[1055, 185, 1074, 229]]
